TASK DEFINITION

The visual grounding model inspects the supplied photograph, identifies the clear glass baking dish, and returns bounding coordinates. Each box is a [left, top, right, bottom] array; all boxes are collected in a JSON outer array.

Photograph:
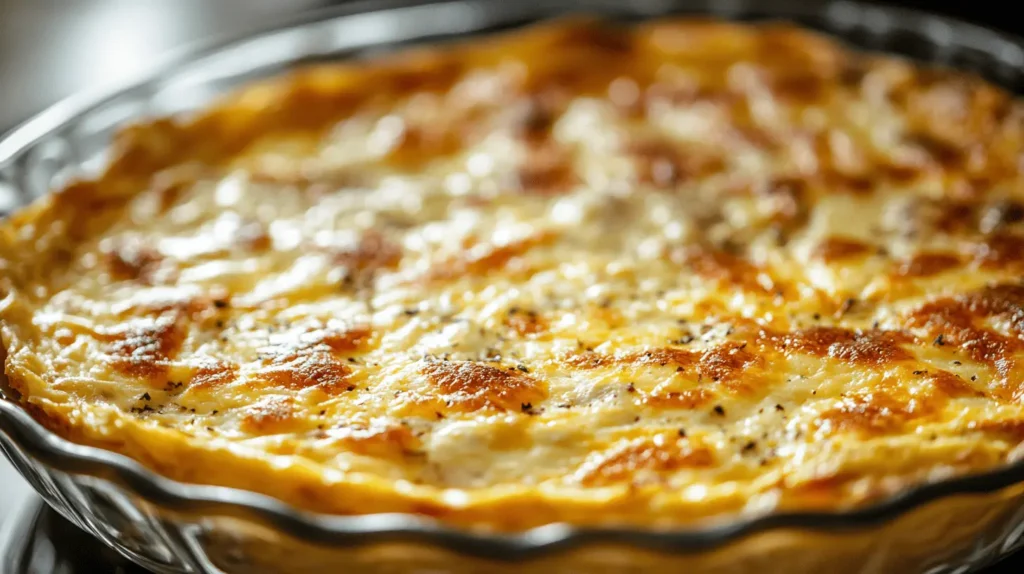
[[3, 1, 1024, 572]]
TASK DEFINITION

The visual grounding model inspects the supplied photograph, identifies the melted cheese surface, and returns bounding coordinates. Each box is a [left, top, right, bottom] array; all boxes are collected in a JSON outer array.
[[4, 19, 1024, 528]]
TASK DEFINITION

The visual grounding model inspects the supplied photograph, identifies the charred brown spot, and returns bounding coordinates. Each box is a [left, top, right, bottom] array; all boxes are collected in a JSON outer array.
[[628, 137, 725, 188], [896, 197, 1024, 239], [907, 284, 1024, 396], [905, 131, 965, 168], [512, 144, 578, 196], [820, 171, 873, 195], [420, 359, 547, 412], [234, 220, 272, 252], [928, 369, 984, 399], [508, 95, 560, 144], [333, 231, 403, 288], [979, 200, 1024, 234], [255, 325, 370, 393], [629, 347, 698, 369], [812, 236, 871, 263], [816, 390, 937, 436], [522, 21, 633, 94], [189, 360, 239, 389], [772, 71, 830, 103], [969, 233, 1024, 268], [334, 231, 402, 272], [382, 57, 465, 95], [506, 308, 547, 337], [552, 20, 634, 56], [565, 347, 697, 371], [674, 245, 782, 296], [566, 343, 758, 394], [902, 72, 1011, 163], [697, 341, 762, 385], [933, 199, 976, 234], [387, 121, 465, 168], [771, 327, 913, 366], [961, 284, 1024, 331], [427, 232, 552, 282], [757, 26, 843, 95], [241, 396, 297, 434], [258, 352, 353, 393], [759, 177, 810, 233], [563, 350, 613, 370], [894, 252, 961, 278], [909, 284, 1024, 341], [105, 314, 187, 380], [331, 421, 423, 460], [318, 325, 374, 353], [103, 237, 164, 283], [576, 434, 714, 486]]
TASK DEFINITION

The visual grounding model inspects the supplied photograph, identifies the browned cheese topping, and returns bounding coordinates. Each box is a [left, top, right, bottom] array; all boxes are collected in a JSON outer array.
[[3, 18, 1024, 529]]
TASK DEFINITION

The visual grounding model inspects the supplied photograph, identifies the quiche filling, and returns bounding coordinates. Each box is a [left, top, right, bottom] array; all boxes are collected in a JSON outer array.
[[3, 18, 1024, 529]]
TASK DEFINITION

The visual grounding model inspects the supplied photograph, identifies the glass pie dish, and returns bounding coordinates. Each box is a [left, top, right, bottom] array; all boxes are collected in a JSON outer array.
[[4, 1, 1024, 572]]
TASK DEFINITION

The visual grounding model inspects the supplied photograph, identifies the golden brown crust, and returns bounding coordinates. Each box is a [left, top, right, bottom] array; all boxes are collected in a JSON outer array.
[[4, 17, 1024, 530]]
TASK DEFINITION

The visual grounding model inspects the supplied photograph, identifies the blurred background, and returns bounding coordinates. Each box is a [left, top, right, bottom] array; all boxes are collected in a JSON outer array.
[[0, 0, 1019, 569], [0, 1, 1013, 132]]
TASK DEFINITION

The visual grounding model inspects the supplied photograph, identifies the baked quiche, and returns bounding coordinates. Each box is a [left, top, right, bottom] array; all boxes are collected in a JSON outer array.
[[3, 18, 1024, 530]]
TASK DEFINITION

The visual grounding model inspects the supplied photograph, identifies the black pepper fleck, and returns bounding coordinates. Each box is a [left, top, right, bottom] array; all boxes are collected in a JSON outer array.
[[713, 405, 726, 416], [843, 298, 856, 311]]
